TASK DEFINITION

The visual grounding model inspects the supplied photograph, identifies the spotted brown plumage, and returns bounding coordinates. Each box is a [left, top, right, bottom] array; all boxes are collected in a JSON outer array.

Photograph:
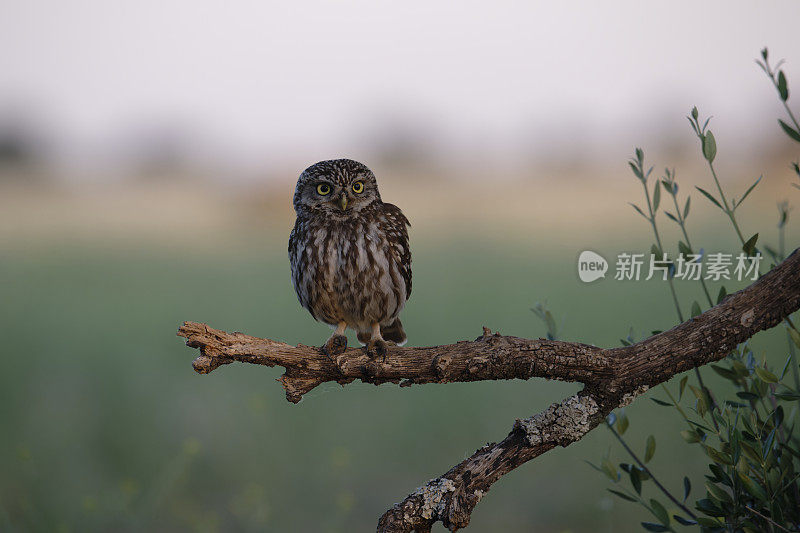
[[288, 159, 411, 357]]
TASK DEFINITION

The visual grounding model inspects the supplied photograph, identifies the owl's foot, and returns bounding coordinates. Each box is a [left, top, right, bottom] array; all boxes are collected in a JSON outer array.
[[366, 338, 388, 360], [321, 334, 348, 356]]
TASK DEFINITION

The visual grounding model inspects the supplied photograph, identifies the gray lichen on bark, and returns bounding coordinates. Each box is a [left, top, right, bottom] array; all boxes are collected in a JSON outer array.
[[412, 477, 456, 520], [515, 393, 599, 447], [619, 385, 650, 408]]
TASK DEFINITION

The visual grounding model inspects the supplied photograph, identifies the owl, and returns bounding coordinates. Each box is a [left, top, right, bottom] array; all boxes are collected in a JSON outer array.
[[288, 159, 411, 358]]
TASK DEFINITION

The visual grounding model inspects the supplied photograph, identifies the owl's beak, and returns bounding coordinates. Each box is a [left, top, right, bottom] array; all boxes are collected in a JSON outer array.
[[338, 195, 348, 211]]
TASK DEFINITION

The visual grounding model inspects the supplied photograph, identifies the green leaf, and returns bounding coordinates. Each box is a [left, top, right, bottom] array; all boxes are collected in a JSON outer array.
[[679, 376, 688, 399], [772, 405, 784, 427], [736, 175, 761, 207], [649, 499, 669, 526], [584, 460, 604, 473], [687, 384, 703, 400], [742, 233, 759, 256], [735, 456, 748, 476], [651, 398, 671, 406], [683, 196, 691, 219], [630, 467, 642, 494], [629, 161, 643, 179], [703, 130, 717, 162], [708, 463, 730, 486], [696, 517, 724, 526], [688, 115, 700, 135], [678, 241, 692, 256], [788, 327, 800, 349], [740, 441, 762, 464], [737, 472, 768, 501], [681, 430, 700, 443], [691, 301, 702, 318], [641, 523, 668, 532], [705, 446, 733, 465], [650, 243, 662, 257], [617, 412, 630, 435], [762, 427, 776, 460], [543, 310, 556, 339], [695, 498, 725, 517], [705, 481, 732, 503], [652, 180, 661, 212], [710, 364, 736, 379], [775, 392, 800, 401], [696, 395, 708, 417], [644, 435, 656, 463], [664, 211, 678, 223], [732, 360, 749, 377], [691, 106, 699, 120], [683, 477, 691, 502], [695, 186, 723, 210], [630, 203, 649, 219], [779, 119, 800, 143], [608, 488, 637, 502], [673, 515, 697, 526], [601, 458, 618, 481], [779, 204, 789, 227], [716, 286, 727, 304], [778, 70, 789, 102], [754, 367, 778, 383]]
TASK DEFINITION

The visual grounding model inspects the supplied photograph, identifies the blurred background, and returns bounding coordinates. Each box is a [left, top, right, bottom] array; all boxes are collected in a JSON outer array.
[[2, 1, 800, 531]]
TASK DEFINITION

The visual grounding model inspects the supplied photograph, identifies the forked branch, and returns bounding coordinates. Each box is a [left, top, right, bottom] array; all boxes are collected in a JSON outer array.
[[177, 248, 800, 531]]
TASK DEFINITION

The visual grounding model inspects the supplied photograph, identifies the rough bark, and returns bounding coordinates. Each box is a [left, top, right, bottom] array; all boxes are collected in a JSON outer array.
[[177, 248, 800, 531]]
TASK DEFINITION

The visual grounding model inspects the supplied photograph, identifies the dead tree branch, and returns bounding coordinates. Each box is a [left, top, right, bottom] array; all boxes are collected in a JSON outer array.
[[177, 248, 800, 531]]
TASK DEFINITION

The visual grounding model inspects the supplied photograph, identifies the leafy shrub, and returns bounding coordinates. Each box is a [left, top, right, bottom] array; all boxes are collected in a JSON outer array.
[[540, 48, 800, 532]]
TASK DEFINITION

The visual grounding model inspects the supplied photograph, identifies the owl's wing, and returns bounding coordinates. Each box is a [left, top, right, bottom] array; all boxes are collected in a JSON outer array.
[[288, 219, 303, 294], [288, 220, 299, 261], [287, 218, 319, 320], [381, 203, 412, 300]]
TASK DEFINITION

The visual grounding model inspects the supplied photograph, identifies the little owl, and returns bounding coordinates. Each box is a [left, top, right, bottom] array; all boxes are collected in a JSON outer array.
[[288, 159, 411, 357]]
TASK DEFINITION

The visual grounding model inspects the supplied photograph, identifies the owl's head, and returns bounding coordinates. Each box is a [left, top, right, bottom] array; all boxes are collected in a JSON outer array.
[[293, 159, 382, 217]]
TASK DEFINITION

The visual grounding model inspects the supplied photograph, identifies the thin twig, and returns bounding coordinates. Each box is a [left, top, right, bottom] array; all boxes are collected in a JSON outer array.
[[607, 424, 698, 520], [745, 505, 791, 533]]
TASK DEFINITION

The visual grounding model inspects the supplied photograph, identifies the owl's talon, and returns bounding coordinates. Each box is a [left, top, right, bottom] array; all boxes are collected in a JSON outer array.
[[366, 339, 388, 360], [321, 334, 348, 356]]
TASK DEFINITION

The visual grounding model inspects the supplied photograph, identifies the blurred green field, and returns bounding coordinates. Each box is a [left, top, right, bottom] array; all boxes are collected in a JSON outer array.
[[0, 230, 792, 532]]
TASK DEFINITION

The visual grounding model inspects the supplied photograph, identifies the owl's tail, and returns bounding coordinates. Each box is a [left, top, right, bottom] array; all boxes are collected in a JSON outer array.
[[381, 318, 407, 346], [358, 319, 407, 346]]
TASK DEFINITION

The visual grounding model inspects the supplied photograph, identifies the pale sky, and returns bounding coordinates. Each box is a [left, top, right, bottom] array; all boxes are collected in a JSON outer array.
[[1, 1, 798, 174]]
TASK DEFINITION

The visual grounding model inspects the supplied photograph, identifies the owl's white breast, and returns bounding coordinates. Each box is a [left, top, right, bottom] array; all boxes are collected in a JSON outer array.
[[290, 207, 408, 334]]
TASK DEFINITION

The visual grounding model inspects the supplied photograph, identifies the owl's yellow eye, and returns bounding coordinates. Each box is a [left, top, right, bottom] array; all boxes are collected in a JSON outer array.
[[316, 183, 331, 195], [352, 181, 364, 194]]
